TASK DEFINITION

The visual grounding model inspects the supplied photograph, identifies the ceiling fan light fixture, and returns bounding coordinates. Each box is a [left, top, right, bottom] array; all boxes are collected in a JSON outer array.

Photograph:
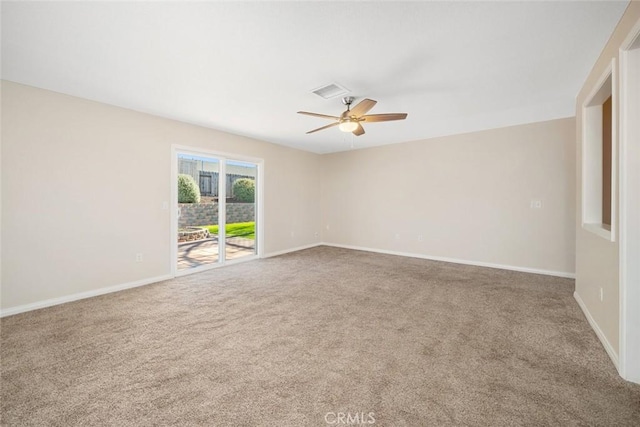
[[339, 120, 358, 132]]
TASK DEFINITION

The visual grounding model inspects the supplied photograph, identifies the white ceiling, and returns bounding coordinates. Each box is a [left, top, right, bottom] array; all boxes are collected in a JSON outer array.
[[1, 1, 628, 154]]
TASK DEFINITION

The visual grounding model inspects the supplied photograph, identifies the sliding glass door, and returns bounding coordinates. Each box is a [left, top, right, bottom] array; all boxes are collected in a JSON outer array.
[[224, 160, 257, 261], [174, 149, 260, 273]]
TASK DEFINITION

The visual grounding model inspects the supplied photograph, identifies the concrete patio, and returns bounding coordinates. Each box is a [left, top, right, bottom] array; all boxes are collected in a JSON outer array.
[[177, 236, 255, 270]]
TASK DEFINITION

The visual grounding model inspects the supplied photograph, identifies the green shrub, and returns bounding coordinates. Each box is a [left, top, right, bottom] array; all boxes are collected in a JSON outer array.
[[178, 174, 201, 203], [233, 178, 255, 203]]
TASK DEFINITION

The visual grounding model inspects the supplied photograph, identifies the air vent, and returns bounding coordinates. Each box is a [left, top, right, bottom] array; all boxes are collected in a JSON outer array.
[[311, 83, 350, 99]]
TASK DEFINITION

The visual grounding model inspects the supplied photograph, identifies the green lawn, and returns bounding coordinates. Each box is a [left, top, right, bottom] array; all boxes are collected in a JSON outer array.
[[202, 222, 255, 240]]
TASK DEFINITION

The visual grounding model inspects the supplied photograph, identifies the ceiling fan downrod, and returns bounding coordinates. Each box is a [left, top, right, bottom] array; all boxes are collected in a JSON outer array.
[[341, 96, 355, 111]]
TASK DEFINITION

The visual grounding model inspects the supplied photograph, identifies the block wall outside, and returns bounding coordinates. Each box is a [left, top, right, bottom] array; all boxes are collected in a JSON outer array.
[[178, 203, 254, 228]]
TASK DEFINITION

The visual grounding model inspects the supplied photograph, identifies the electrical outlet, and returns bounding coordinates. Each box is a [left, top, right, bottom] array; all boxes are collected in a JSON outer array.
[[395, 233, 400, 240], [417, 234, 424, 241], [600, 287, 604, 302], [136, 253, 143, 263], [530, 200, 542, 209], [314, 231, 319, 237], [290, 231, 295, 238]]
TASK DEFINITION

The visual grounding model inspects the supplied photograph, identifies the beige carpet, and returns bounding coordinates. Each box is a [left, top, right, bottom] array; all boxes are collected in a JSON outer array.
[[2, 246, 639, 426]]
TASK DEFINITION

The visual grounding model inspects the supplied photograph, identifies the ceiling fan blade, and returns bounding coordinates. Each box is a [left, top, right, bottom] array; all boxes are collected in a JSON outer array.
[[349, 99, 377, 117], [361, 113, 408, 122], [297, 111, 340, 120], [306, 122, 339, 134], [352, 123, 365, 136]]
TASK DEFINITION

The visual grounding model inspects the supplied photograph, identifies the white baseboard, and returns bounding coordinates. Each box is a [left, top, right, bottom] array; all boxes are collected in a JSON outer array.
[[573, 291, 620, 369], [0, 243, 572, 317], [1, 242, 322, 317], [264, 242, 322, 258], [321, 242, 576, 279], [0, 274, 173, 318]]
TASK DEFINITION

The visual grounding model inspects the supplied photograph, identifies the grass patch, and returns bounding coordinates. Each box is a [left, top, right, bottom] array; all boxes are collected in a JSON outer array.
[[202, 222, 255, 240]]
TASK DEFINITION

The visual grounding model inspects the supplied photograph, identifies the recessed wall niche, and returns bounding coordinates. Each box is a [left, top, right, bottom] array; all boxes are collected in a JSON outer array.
[[582, 59, 616, 241]]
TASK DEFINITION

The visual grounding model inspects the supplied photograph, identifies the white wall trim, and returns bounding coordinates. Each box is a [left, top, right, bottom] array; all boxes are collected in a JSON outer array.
[[264, 243, 322, 259], [322, 243, 576, 279], [617, 15, 640, 384], [574, 291, 619, 369], [0, 274, 173, 318]]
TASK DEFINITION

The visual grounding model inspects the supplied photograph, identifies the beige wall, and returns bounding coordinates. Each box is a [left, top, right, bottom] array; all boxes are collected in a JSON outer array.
[[0, 82, 579, 315], [1, 81, 322, 311], [322, 118, 576, 275], [574, 1, 640, 361]]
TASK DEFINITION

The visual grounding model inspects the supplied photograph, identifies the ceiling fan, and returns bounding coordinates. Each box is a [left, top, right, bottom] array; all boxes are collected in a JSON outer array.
[[298, 97, 408, 136]]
